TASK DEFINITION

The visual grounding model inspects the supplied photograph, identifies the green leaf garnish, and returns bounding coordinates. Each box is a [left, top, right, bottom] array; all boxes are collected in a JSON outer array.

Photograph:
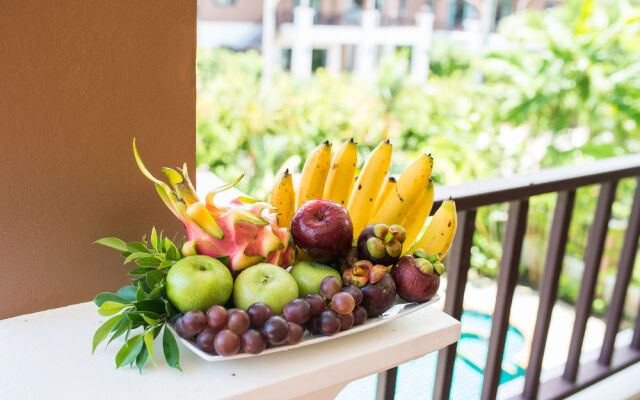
[[116, 286, 137, 301], [98, 301, 128, 316], [162, 327, 182, 371], [136, 345, 149, 374], [93, 292, 132, 307], [144, 330, 157, 366], [92, 314, 123, 353], [92, 228, 186, 371], [150, 227, 158, 250], [115, 334, 144, 368], [94, 237, 128, 251]]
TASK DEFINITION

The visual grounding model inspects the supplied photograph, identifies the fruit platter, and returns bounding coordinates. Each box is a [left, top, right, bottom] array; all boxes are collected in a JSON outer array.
[[91, 139, 457, 371]]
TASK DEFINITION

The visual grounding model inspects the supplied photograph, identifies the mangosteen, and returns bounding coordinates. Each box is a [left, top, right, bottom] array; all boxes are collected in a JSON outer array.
[[392, 251, 444, 303], [357, 224, 406, 266], [361, 273, 397, 317]]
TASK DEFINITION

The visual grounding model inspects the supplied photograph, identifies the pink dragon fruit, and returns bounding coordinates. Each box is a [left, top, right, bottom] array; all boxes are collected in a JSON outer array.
[[133, 139, 295, 275]]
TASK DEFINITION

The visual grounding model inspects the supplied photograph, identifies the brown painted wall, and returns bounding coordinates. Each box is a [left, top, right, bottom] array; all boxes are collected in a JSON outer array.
[[0, 1, 196, 319]]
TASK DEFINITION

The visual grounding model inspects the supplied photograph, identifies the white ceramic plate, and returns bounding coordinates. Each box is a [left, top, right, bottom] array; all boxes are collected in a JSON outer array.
[[171, 294, 441, 362]]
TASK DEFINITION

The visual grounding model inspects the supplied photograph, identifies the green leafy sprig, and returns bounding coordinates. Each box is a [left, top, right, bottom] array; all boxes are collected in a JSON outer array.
[[92, 228, 184, 372]]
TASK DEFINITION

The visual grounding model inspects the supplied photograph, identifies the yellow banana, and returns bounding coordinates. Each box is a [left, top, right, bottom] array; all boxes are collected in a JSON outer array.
[[347, 140, 393, 239], [296, 141, 332, 209], [323, 138, 358, 207], [401, 179, 434, 252], [370, 176, 397, 223], [370, 154, 433, 226], [269, 169, 295, 229], [409, 199, 457, 260], [346, 175, 358, 206]]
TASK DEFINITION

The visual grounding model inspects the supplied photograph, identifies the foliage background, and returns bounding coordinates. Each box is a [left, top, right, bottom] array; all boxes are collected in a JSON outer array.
[[196, 0, 640, 320]]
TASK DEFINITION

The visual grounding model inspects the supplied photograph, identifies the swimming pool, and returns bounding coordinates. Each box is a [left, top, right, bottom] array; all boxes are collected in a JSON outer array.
[[336, 309, 526, 400]]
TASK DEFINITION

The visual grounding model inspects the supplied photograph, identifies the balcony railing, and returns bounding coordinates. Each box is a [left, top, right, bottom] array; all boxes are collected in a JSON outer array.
[[375, 154, 640, 400]]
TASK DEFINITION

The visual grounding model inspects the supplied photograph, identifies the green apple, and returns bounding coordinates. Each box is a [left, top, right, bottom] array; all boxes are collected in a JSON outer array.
[[290, 261, 342, 297], [233, 263, 298, 315], [166, 255, 233, 313]]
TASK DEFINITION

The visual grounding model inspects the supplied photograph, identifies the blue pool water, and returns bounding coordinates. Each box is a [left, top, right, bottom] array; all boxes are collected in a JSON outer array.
[[336, 309, 526, 400]]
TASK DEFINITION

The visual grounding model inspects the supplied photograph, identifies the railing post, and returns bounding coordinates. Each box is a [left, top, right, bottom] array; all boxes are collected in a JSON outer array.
[[433, 209, 477, 400], [522, 190, 576, 399], [375, 367, 397, 400], [481, 199, 529, 400], [599, 178, 640, 364], [564, 181, 618, 382]]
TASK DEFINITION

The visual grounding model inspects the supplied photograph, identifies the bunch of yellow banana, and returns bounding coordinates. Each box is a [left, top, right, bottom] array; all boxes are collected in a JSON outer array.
[[267, 139, 457, 259]]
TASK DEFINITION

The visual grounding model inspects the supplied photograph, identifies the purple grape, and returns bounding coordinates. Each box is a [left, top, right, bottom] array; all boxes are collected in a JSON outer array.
[[174, 317, 196, 339], [247, 302, 274, 328], [305, 294, 326, 316], [228, 309, 250, 335], [206, 305, 228, 332], [353, 305, 367, 326], [307, 316, 321, 335], [341, 285, 363, 306], [196, 328, 218, 354], [241, 329, 266, 355], [319, 310, 341, 335], [319, 276, 341, 299], [182, 310, 206, 335], [261, 316, 289, 345], [286, 322, 305, 345], [283, 298, 311, 325], [214, 329, 240, 356], [338, 312, 354, 331], [331, 292, 355, 315]]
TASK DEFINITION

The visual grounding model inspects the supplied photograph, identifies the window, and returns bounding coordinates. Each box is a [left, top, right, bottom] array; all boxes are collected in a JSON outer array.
[[213, 0, 235, 5]]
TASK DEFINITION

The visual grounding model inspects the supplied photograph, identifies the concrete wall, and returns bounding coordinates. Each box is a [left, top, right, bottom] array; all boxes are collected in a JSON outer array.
[[0, 0, 196, 319]]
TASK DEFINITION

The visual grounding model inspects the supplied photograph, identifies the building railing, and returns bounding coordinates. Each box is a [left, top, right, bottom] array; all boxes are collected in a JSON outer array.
[[375, 154, 640, 400]]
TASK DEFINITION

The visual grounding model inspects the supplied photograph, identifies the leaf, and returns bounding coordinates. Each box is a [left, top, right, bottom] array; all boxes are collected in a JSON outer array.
[[135, 299, 166, 315], [216, 256, 230, 266], [132, 276, 151, 292], [144, 330, 157, 366], [115, 334, 144, 368], [116, 286, 137, 301], [94, 237, 128, 251], [128, 267, 156, 275], [136, 345, 149, 374], [165, 245, 179, 261], [151, 227, 158, 250], [97, 301, 128, 316], [127, 242, 149, 254], [92, 314, 123, 353], [146, 270, 165, 288], [136, 257, 163, 267], [108, 317, 131, 344], [148, 284, 164, 299], [124, 252, 150, 265], [162, 327, 182, 371], [164, 300, 179, 317], [93, 292, 131, 307], [142, 315, 159, 327], [158, 260, 174, 268], [136, 283, 147, 302]]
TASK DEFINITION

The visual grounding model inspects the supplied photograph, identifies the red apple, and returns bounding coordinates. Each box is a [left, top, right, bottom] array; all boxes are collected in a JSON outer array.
[[290, 199, 353, 263]]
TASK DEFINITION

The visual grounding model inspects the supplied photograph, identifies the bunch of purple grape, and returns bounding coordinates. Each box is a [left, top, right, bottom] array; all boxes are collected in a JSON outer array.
[[174, 276, 368, 357]]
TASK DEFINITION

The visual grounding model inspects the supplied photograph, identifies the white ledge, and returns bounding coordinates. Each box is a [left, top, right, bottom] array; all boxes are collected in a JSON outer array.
[[0, 302, 460, 399]]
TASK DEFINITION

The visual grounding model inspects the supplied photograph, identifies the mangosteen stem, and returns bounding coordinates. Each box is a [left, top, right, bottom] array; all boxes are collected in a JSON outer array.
[[384, 231, 395, 244]]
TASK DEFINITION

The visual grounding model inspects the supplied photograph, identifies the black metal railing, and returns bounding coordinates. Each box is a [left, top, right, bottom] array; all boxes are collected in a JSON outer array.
[[375, 154, 640, 400]]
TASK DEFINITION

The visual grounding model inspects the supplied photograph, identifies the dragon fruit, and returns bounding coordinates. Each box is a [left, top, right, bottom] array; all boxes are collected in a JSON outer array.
[[133, 139, 295, 275]]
